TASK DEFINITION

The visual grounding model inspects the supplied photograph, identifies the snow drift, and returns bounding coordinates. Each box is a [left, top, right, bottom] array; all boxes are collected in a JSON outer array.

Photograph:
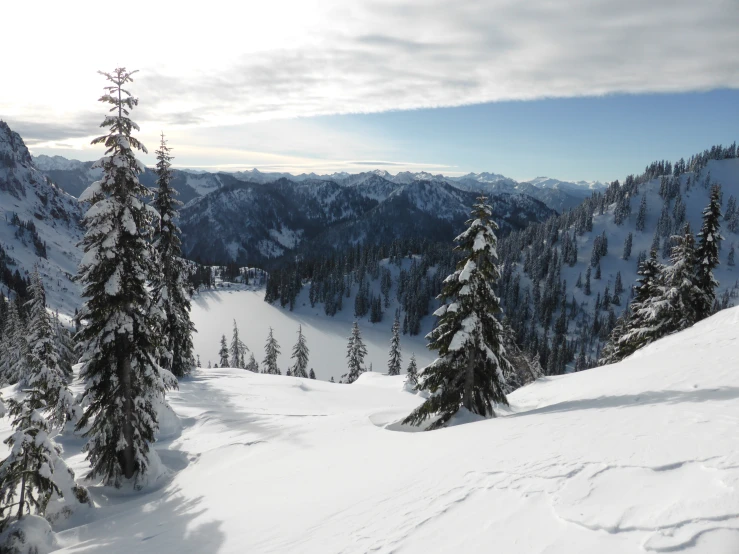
[[0, 304, 726, 553]]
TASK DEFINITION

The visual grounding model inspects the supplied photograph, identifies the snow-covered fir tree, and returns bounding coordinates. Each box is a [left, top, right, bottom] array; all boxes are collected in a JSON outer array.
[[694, 185, 723, 320], [218, 335, 229, 368], [74, 68, 176, 487], [245, 353, 259, 372], [406, 354, 418, 387], [309, 368, 316, 379], [343, 322, 367, 384], [651, 224, 702, 334], [263, 328, 281, 375], [290, 325, 309, 378], [0, 393, 62, 527], [387, 315, 402, 376], [602, 249, 665, 363], [403, 196, 511, 430], [230, 320, 248, 369], [24, 270, 80, 428], [151, 133, 195, 378], [53, 312, 76, 382], [0, 302, 23, 385]]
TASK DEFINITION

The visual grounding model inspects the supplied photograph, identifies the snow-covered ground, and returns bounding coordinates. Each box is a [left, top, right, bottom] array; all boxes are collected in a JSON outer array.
[[3, 300, 739, 553], [190, 282, 436, 382]]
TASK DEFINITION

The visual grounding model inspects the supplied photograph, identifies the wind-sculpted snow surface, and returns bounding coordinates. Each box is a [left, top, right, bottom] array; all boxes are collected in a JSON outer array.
[[2, 307, 738, 553]]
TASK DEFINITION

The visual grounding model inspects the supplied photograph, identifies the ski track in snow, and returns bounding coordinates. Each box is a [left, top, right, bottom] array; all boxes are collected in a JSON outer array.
[[0, 298, 735, 553]]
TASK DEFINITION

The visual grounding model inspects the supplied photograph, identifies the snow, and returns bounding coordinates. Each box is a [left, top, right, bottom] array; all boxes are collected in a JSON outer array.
[[0, 305, 727, 552], [458, 259, 476, 282], [0, 515, 58, 554], [189, 283, 436, 381]]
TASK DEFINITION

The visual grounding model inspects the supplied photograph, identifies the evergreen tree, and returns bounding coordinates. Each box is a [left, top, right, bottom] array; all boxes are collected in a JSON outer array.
[[152, 133, 195, 378], [342, 322, 367, 384], [0, 394, 62, 526], [624, 226, 700, 351], [729, 245, 735, 267], [387, 315, 402, 376], [53, 312, 76, 381], [263, 328, 281, 375], [635, 194, 647, 232], [329, 376, 335, 383], [0, 302, 23, 385], [694, 185, 723, 320], [403, 197, 511, 430], [584, 266, 591, 296], [245, 353, 259, 373], [622, 232, 633, 260], [229, 320, 248, 369], [652, 225, 701, 334], [309, 368, 316, 379], [406, 354, 418, 387], [75, 68, 176, 487], [218, 335, 229, 367], [290, 325, 309, 378], [25, 270, 79, 427]]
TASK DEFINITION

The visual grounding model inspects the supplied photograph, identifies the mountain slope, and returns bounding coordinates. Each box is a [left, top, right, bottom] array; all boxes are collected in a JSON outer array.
[[18, 298, 739, 553], [179, 177, 554, 265], [0, 122, 83, 314], [498, 153, 739, 371]]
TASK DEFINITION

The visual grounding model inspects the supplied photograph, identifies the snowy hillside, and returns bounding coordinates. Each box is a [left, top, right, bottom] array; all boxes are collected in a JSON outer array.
[[498, 154, 739, 370], [0, 121, 83, 314], [9, 301, 738, 553]]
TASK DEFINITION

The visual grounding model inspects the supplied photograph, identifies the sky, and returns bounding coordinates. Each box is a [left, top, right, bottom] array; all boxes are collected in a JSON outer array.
[[2, 0, 738, 182]]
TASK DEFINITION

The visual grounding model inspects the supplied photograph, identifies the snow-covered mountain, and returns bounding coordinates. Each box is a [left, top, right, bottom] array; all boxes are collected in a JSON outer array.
[[178, 176, 555, 265], [34, 154, 603, 213], [525, 175, 606, 192], [0, 122, 83, 314], [32, 155, 204, 204], [14, 291, 739, 553]]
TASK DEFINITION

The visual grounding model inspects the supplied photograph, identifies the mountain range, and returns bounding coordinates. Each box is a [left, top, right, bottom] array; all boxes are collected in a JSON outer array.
[[2, 122, 562, 306], [33, 154, 605, 214]]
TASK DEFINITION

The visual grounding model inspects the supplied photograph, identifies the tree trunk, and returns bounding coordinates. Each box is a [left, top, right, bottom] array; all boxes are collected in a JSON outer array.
[[463, 348, 475, 412], [16, 452, 28, 520], [119, 352, 135, 480]]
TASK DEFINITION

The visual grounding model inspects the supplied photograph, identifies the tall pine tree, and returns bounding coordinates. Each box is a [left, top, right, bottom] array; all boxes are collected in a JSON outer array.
[[403, 197, 511, 429], [230, 320, 247, 369], [152, 133, 195, 378], [343, 322, 367, 384], [694, 185, 723, 320], [387, 315, 402, 376], [75, 68, 176, 487], [218, 335, 229, 367], [290, 326, 309, 378], [25, 270, 80, 427], [263, 328, 281, 375]]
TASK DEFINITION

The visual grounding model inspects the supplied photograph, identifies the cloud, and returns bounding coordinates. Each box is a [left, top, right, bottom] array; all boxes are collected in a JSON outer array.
[[3, 114, 101, 143], [129, 0, 739, 125], [3, 0, 737, 174]]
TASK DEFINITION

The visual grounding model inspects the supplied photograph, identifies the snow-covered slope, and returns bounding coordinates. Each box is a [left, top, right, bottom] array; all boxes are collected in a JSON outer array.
[[498, 155, 739, 367], [190, 282, 436, 381], [0, 121, 82, 314], [23, 301, 739, 553]]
